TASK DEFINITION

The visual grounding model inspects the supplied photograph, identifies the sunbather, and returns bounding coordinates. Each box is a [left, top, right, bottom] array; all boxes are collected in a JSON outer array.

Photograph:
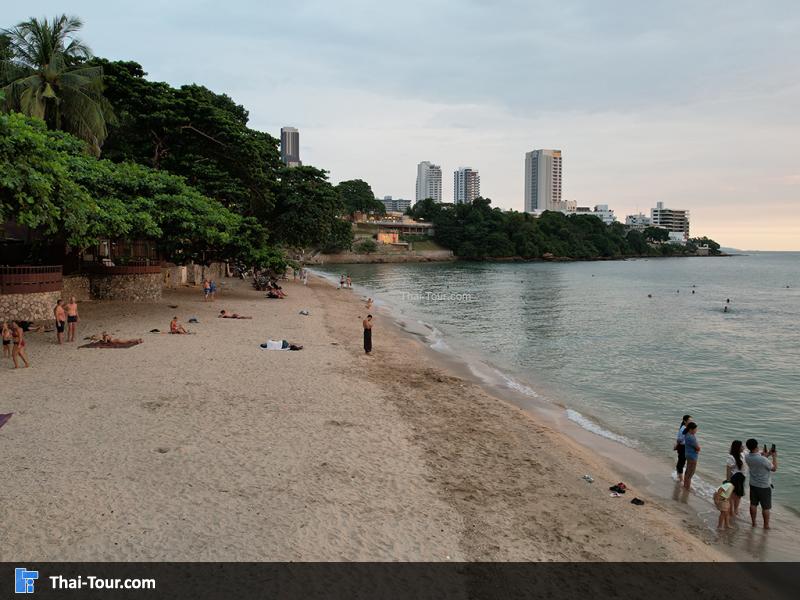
[[170, 317, 189, 334], [89, 332, 144, 345], [219, 310, 252, 319]]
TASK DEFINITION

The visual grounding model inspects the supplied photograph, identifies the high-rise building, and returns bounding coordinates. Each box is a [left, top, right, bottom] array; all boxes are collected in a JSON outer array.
[[280, 127, 301, 167], [651, 202, 690, 236], [415, 162, 442, 203], [524, 149, 562, 213], [453, 167, 480, 204]]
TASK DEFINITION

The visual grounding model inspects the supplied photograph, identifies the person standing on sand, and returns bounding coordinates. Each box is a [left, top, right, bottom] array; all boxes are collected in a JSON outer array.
[[11, 322, 29, 368], [726, 440, 747, 517], [745, 438, 777, 529], [54, 299, 66, 345], [363, 314, 373, 354], [66, 296, 79, 342], [683, 422, 700, 490], [203, 279, 211, 301], [210, 279, 217, 301], [2, 321, 12, 360], [674, 414, 692, 484]]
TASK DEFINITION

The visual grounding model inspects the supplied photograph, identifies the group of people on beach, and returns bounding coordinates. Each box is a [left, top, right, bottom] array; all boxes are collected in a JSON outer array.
[[339, 274, 352, 289], [2, 320, 30, 368], [2, 296, 81, 369], [292, 267, 309, 285], [675, 414, 778, 530], [202, 279, 218, 302]]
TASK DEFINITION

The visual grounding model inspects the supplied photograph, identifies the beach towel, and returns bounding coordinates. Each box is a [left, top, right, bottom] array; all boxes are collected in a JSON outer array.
[[79, 340, 142, 349], [0, 413, 12, 430]]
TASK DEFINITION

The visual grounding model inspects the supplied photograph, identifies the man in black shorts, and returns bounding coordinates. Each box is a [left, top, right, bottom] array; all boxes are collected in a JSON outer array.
[[744, 438, 778, 529]]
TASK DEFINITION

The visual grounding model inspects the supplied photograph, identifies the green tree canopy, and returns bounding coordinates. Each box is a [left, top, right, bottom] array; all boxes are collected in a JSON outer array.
[[1, 15, 114, 155], [335, 179, 384, 215]]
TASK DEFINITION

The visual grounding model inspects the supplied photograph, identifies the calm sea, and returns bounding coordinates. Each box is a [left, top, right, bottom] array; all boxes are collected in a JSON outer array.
[[318, 253, 800, 520]]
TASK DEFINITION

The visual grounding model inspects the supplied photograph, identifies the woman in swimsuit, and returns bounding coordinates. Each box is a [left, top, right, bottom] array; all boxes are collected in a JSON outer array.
[[11, 322, 30, 368], [66, 296, 79, 342], [2, 321, 12, 359]]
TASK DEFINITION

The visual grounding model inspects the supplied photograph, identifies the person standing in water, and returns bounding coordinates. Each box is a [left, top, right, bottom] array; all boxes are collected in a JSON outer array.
[[683, 422, 700, 490], [745, 438, 778, 529], [66, 296, 79, 342], [363, 314, 373, 354], [674, 414, 692, 484]]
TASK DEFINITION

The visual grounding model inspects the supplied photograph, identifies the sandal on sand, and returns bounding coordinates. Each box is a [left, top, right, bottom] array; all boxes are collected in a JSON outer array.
[[610, 492, 621, 498], [582, 475, 594, 483], [631, 498, 645, 505]]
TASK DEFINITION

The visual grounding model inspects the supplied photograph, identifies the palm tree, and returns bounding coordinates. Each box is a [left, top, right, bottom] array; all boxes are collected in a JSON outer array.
[[1, 14, 113, 155]]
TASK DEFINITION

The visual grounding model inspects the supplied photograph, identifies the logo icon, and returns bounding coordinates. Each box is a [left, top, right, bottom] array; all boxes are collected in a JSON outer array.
[[15, 568, 39, 594]]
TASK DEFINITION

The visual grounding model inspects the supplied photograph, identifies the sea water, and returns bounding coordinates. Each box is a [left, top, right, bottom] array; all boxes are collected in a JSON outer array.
[[319, 253, 800, 524]]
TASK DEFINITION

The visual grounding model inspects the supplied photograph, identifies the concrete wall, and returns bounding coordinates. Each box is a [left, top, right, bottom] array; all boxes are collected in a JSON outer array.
[[0, 290, 60, 322], [89, 273, 162, 302], [162, 262, 227, 288], [307, 250, 454, 265]]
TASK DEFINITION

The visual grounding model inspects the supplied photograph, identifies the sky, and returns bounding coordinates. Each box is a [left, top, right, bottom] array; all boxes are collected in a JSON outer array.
[[8, 1, 800, 250]]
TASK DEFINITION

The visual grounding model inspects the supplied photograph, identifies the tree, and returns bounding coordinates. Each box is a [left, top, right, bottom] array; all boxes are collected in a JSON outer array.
[[336, 179, 384, 215], [1, 15, 114, 155], [643, 226, 670, 243], [92, 59, 281, 220], [269, 166, 346, 250]]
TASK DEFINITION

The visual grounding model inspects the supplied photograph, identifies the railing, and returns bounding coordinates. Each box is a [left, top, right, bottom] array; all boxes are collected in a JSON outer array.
[[0, 265, 63, 295], [82, 260, 163, 275]]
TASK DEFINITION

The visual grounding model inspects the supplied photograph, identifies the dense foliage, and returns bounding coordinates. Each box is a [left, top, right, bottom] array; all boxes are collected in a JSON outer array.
[[0, 112, 284, 269], [1, 15, 114, 155], [408, 198, 719, 260], [335, 179, 384, 216]]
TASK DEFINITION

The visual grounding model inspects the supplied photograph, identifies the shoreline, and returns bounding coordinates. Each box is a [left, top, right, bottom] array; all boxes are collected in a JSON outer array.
[[314, 268, 800, 562], [0, 275, 746, 562]]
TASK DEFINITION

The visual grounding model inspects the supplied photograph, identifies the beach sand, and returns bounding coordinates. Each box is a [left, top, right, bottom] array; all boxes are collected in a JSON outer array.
[[1, 276, 728, 561]]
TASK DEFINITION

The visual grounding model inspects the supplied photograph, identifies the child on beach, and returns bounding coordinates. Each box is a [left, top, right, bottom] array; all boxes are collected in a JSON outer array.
[[2, 321, 11, 359], [713, 481, 734, 529]]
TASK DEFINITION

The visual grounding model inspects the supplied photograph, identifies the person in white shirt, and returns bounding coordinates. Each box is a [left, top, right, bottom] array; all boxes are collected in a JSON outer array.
[[725, 440, 747, 517]]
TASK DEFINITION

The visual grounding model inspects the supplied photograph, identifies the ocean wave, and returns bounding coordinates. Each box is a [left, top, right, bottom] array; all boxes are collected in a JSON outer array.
[[495, 369, 540, 399], [566, 409, 638, 448]]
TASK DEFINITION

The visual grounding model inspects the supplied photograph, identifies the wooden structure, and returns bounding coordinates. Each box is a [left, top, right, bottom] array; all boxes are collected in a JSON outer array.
[[0, 265, 63, 295]]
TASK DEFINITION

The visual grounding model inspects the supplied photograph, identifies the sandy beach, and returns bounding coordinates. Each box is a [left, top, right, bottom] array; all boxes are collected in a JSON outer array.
[[1, 275, 729, 562]]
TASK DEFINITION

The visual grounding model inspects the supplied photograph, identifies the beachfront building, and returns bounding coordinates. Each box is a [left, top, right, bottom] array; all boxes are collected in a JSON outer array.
[[625, 213, 652, 231], [379, 196, 412, 213], [453, 167, 480, 204], [415, 161, 443, 203], [280, 127, 301, 167], [524, 149, 562, 213], [651, 202, 690, 237], [574, 205, 617, 225]]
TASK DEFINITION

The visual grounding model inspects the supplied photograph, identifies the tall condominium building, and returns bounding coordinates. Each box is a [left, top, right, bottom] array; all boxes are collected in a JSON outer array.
[[524, 149, 562, 213], [651, 202, 690, 236], [280, 127, 301, 167], [453, 167, 480, 204], [415, 162, 442, 203]]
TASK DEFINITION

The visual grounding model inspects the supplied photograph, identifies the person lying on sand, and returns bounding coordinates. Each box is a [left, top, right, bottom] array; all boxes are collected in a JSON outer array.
[[260, 339, 303, 351], [170, 317, 189, 334], [219, 310, 252, 319], [88, 332, 144, 345]]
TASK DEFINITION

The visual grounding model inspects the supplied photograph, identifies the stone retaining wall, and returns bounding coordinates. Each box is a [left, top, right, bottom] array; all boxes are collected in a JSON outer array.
[[62, 275, 91, 301], [89, 273, 162, 302], [0, 290, 60, 322]]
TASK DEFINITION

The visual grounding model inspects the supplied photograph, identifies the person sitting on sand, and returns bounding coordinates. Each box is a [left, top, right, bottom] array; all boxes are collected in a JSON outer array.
[[219, 310, 252, 319], [2, 321, 11, 360], [365, 298, 373, 310], [170, 317, 189, 334], [11, 322, 29, 368]]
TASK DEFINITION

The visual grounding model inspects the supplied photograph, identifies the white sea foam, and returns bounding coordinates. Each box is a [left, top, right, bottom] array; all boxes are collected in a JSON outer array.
[[495, 369, 540, 399], [566, 409, 638, 448]]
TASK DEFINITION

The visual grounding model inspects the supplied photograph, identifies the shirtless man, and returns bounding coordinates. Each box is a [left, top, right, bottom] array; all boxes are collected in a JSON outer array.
[[90, 332, 143, 345], [54, 299, 67, 345], [2, 321, 12, 359], [66, 296, 79, 342], [170, 317, 189, 334]]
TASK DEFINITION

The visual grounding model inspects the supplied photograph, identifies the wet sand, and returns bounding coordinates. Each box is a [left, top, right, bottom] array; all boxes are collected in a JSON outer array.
[[2, 276, 733, 562]]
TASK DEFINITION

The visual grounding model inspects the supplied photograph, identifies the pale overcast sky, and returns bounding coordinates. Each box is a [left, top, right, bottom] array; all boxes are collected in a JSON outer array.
[[8, 1, 800, 249]]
